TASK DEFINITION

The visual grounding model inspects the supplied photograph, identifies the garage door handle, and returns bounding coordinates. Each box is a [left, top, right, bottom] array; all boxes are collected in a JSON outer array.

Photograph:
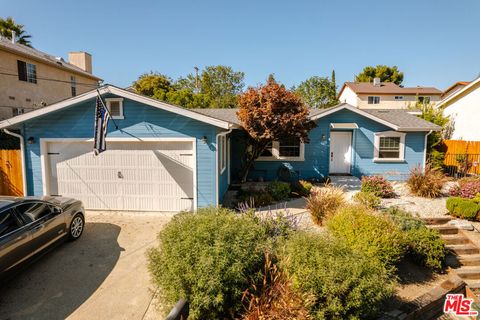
[[117, 171, 123, 179], [181, 197, 194, 200]]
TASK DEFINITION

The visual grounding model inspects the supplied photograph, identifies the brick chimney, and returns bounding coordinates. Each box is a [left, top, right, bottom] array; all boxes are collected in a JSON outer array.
[[68, 51, 92, 73]]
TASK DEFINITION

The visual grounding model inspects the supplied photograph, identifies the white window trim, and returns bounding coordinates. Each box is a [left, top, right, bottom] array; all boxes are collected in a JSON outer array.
[[373, 131, 406, 162], [105, 98, 124, 119], [368, 96, 380, 104], [219, 135, 227, 174], [257, 141, 305, 161]]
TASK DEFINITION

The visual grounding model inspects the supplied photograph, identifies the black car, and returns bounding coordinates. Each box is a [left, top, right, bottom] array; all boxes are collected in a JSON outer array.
[[0, 196, 85, 279]]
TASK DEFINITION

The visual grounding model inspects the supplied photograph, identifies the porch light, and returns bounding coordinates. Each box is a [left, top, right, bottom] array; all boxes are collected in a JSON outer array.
[[201, 136, 208, 144], [27, 137, 35, 144], [321, 134, 326, 142]]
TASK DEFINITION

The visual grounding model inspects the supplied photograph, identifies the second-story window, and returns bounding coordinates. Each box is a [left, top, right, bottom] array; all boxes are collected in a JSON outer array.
[[394, 96, 404, 100], [418, 96, 430, 104], [17, 60, 37, 84], [71, 76, 77, 97], [368, 96, 380, 104]]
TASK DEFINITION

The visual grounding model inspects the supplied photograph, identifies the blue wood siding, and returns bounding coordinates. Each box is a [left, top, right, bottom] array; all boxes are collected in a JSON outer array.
[[231, 109, 426, 181], [21, 95, 219, 208], [217, 132, 229, 203]]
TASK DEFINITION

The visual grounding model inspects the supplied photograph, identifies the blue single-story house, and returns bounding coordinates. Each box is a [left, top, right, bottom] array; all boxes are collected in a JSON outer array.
[[0, 85, 439, 212]]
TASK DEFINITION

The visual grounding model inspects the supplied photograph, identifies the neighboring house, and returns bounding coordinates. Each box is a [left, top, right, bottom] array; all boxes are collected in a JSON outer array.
[[0, 85, 439, 212], [442, 81, 469, 99], [0, 37, 102, 120], [338, 79, 442, 109], [436, 77, 480, 141]]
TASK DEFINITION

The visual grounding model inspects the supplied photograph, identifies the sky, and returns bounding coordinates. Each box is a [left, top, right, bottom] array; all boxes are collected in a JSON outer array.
[[2, 0, 479, 91]]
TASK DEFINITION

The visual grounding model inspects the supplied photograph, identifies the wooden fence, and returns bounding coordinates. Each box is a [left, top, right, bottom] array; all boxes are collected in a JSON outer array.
[[0, 149, 23, 196], [443, 140, 480, 176]]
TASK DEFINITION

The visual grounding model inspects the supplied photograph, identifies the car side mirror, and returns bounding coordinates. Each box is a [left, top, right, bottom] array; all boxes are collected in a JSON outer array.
[[52, 207, 63, 215]]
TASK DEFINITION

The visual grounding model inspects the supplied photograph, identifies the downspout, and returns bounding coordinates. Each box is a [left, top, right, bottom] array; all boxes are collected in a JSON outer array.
[[3, 129, 27, 196], [215, 128, 233, 206], [423, 130, 433, 173]]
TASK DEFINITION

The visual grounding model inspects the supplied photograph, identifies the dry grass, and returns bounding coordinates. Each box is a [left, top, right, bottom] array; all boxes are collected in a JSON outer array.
[[305, 185, 345, 225], [407, 165, 446, 198]]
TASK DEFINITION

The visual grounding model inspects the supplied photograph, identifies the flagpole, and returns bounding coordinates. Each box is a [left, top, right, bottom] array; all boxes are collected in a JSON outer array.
[[96, 89, 119, 130]]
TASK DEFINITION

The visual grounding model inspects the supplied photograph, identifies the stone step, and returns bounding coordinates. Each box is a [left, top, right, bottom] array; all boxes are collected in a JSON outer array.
[[458, 254, 480, 266], [441, 234, 470, 245], [447, 244, 480, 255], [423, 216, 452, 225], [429, 225, 459, 235], [465, 280, 480, 290], [455, 267, 480, 280]]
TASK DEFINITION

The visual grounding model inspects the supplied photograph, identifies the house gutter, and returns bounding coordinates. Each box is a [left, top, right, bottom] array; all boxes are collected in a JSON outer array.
[[215, 129, 233, 206], [423, 130, 433, 173], [3, 129, 27, 196]]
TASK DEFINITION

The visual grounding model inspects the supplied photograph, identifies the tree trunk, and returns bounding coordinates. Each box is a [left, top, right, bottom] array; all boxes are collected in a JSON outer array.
[[239, 141, 267, 183]]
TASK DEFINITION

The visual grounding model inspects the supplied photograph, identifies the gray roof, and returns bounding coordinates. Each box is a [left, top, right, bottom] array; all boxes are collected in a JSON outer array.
[[192, 105, 440, 131], [0, 37, 102, 81]]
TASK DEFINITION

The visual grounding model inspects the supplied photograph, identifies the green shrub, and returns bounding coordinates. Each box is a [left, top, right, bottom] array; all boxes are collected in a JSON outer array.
[[446, 197, 480, 220], [148, 207, 268, 319], [406, 227, 446, 270], [429, 150, 445, 170], [305, 185, 345, 225], [281, 232, 395, 319], [383, 207, 446, 270], [238, 189, 275, 207], [266, 181, 291, 201], [360, 175, 395, 198], [407, 165, 445, 198], [327, 205, 406, 268], [352, 191, 381, 209]]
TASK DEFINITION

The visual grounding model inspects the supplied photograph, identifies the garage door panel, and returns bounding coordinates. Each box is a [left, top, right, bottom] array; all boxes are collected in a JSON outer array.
[[47, 141, 195, 212]]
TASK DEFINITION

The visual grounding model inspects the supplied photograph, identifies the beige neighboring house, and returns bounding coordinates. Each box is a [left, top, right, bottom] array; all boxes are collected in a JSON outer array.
[[0, 37, 102, 120], [436, 77, 480, 141], [338, 78, 442, 109], [441, 81, 470, 99]]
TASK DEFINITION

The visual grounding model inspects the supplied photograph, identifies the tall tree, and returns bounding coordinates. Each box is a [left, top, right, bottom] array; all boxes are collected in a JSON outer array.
[[237, 78, 317, 182], [0, 17, 32, 47], [132, 72, 174, 99], [177, 65, 245, 108], [355, 65, 404, 85], [295, 76, 338, 108]]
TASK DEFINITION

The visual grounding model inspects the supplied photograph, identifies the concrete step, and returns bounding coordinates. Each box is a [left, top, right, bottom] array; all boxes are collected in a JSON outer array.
[[455, 267, 480, 280], [423, 216, 452, 225], [458, 254, 480, 266], [429, 225, 459, 235], [465, 279, 480, 290], [447, 244, 480, 255], [441, 234, 470, 245]]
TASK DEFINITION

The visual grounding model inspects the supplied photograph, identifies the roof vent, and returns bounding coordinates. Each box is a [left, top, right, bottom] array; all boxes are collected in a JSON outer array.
[[11, 30, 16, 44], [373, 77, 381, 87]]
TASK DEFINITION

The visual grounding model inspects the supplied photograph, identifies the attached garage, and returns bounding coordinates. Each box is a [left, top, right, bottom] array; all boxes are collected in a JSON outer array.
[[41, 139, 196, 212]]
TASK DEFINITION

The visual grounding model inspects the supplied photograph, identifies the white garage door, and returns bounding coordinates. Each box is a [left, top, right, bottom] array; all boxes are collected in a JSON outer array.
[[45, 140, 195, 212]]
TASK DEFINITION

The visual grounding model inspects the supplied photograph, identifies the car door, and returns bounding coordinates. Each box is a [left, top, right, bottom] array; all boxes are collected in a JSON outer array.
[[0, 208, 31, 274], [14, 202, 67, 255]]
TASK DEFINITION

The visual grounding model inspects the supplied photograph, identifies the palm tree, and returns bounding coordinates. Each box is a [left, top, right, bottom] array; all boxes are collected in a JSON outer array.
[[0, 17, 32, 47]]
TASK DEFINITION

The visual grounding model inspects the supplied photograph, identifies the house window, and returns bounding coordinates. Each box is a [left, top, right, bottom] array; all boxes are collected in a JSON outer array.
[[71, 76, 77, 97], [219, 135, 227, 173], [418, 96, 430, 104], [258, 138, 304, 161], [368, 96, 380, 104], [17, 60, 37, 83], [12, 108, 25, 117], [374, 131, 406, 162], [105, 98, 124, 119], [279, 137, 301, 157], [394, 96, 404, 100]]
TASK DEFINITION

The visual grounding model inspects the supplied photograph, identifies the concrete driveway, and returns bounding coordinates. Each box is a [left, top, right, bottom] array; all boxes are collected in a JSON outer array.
[[0, 211, 173, 320]]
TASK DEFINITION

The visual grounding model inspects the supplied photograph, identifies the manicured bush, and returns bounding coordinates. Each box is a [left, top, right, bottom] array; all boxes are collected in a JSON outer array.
[[281, 232, 395, 319], [352, 191, 381, 209], [450, 180, 480, 199], [327, 205, 406, 268], [305, 185, 345, 225], [383, 207, 446, 270], [266, 181, 291, 201], [148, 207, 268, 320], [407, 165, 445, 198], [360, 175, 395, 198], [446, 197, 480, 220]]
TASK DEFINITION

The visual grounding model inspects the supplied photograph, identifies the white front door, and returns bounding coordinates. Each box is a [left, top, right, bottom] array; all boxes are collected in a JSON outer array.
[[329, 131, 352, 174], [45, 140, 195, 212]]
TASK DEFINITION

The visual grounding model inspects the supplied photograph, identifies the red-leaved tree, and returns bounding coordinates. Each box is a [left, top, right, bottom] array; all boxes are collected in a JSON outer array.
[[237, 77, 316, 182]]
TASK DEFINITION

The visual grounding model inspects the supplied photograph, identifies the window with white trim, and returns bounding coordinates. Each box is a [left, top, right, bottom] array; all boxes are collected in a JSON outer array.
[[219, 135, 226, 173], [394, 96, 404, 100], [258, 137, 304, 161], [368, 96, 380, 104], [417, 96, 430, 104], [106, 98, 124, 119], [374, 131, 406, 162]]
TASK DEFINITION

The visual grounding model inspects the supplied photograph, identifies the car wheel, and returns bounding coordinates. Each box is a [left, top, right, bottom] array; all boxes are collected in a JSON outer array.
[[68, 214, 84, 241]]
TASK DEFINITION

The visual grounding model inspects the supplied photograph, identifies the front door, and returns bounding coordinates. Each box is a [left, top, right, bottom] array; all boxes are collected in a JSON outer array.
[[329, 131, 352, 174]]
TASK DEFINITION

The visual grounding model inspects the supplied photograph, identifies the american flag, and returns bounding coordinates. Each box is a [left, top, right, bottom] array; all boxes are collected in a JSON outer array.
[[93, 95, 110, 155]]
